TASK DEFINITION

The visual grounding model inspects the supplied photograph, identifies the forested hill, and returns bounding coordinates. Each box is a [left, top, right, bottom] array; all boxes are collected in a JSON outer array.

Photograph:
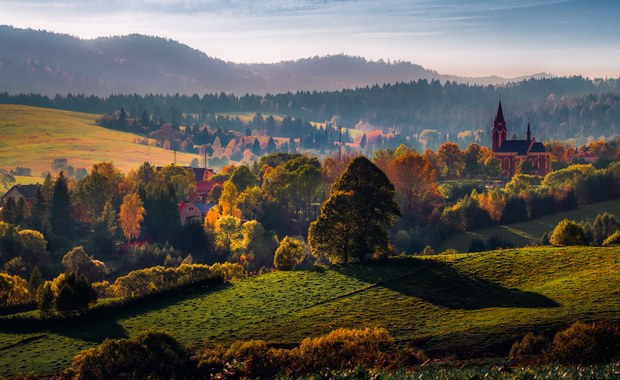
[[0, 25, 547, 96], [2, 76, 620, 143]]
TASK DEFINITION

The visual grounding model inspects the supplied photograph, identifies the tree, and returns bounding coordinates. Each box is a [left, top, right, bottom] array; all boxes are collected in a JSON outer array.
[[0, 169, 15, 191], [484, 156, 502, 178], [50, 171, 72, 236], [360, 133, 367, 149], [252, 138, 261, 157], [73, 171, 111, 221], [0, 197, 16, 224], [219, 181, 241, 218], [437, 142, 465, 178], [37, 281, 54, 316], [386, 152, 439, 219], [463, 143, 483, 177], [91, 201, 117, 255], [61, 246, 106, 283], [229, 166, 258, 193], [549, 219, 586, 246], [237, 186, 264, 221], [308, 156, 401, 263], [267, 137, 276, 153], [274, 236, 306, 270], [53, 272, 97, 316], [119, 193, 146, 242]]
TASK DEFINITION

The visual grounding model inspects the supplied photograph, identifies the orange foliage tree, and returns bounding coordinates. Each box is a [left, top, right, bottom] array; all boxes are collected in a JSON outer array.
[[386, 152, 440, 218], [119, 193, 146, 241]]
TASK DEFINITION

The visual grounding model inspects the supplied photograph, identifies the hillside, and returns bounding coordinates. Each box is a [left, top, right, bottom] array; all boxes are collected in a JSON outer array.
[[0, 26, 546, 96], [1, 246, 618, 376], [438, 197, 620, 252], [0, 104, 200, 176]]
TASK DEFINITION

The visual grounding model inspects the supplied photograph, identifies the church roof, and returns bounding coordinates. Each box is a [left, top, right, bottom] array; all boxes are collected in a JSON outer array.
[[495, 140, 547, 155]]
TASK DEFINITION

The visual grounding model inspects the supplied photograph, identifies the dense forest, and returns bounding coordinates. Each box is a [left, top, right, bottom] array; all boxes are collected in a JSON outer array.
[[2, 76, 620, 147]]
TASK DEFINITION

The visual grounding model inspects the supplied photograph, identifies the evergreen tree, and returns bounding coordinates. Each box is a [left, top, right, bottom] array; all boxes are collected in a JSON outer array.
[[50, 172, 72, 236], [0, 197, 16, 224], [252, 138, 261, 156], [267, 137, 276, 153], [308, 156, 401, 262]]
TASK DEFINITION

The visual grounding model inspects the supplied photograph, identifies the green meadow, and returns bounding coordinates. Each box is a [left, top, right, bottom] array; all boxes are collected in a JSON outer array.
[[0, 104, 200, 176], [438, 197, 620, 252], [1, 246, 618, 376]]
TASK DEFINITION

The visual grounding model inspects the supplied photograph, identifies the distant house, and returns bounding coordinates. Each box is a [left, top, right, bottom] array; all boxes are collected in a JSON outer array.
[[1, 184, 41, 207], [156, 166, 218, 203], [491, 101, 551, 177], [178, 202, 203, 225], [571, 150, 598, 163]]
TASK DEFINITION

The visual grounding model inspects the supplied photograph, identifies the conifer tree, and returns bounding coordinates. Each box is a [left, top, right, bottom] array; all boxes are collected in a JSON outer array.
[[50, 171, 72, 236]]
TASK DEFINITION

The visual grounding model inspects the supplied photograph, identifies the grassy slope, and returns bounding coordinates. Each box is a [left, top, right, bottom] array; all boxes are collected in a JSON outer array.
[[1, 246, 619, 376], [0, 104, 200, 176], [438, 198, 620, 252]]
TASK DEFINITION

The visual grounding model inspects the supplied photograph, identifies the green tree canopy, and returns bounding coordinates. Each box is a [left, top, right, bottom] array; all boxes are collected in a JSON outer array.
[[308, 156, 400, 263]]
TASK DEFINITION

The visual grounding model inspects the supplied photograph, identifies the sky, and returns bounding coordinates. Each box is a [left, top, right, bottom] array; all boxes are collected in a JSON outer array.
[[1, 0, 619, 78]]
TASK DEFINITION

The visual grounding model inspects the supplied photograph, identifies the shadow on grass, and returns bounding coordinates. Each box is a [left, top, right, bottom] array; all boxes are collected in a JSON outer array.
[[334, 258, 560, 310], [0, 283, 230, 344]]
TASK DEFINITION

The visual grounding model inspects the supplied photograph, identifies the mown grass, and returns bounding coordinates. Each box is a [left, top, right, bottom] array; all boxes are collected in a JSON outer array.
[[0, 104, 201, 175], [438, 197, 620, 252], [0, 246, 618, 376]]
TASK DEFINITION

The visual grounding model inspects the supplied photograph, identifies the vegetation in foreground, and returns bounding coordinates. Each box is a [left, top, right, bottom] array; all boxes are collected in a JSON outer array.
[[33, 322, 620, 379], [0, 246, 618, 376]]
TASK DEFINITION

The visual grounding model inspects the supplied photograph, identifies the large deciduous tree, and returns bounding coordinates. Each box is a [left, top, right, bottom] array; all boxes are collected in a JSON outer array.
[[119, 193, 145, 242], [308, 156, 400, 263]]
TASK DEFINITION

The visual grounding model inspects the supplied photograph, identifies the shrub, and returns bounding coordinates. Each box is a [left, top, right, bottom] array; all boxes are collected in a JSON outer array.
[[510, 332, 549, 359], [549, 219, 586, 246], [289, 327, 393, 375], [602, 230, 620, 246], [63, 331, 191, 379], [0, 272, 31, 308], [224, 340, 283, 378], [53, 273, 97, 317], [439, 249, 458, 256], [422, 245, 435, 255], [273, 236, 306, 270], [548, 322, 620, 364]]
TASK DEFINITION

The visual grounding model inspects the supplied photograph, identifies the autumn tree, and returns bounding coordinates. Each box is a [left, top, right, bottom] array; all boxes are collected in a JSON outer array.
[[386, 152, 440, 219], [463, 143, 483, 177], [119, 193, 145, 242], [308, 156, 400, 263], [550, 219, 586, 246], [273, 236, 306, 270], [437, 142, 465, 178], [219, 181, 242, 218]]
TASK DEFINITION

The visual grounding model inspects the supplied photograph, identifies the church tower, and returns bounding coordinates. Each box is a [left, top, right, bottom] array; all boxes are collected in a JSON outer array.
[[492, 101, 507, 151]]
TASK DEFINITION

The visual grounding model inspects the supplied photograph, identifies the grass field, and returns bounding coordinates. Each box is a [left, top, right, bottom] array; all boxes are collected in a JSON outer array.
[[438, 198, 620, 252], [1, 246, 618, 376], [0, 104, 201, 176]]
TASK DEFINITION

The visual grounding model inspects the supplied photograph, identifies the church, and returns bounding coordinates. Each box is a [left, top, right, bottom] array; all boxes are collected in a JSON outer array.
[[491, 101, 551, 177]]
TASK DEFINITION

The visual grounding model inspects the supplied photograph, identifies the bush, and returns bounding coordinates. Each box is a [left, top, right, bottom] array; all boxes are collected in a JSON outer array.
[[223, 340, 284, 378], [510, 332, 549, 359], [273, 236, 306, 270], [63, 331, 191, 379], [602, 230, 620, 246], [548, 322, 620, 364], [549, 219, 586, 246], [422, 245, 435, 255], [53, 273, 97, 317], [289, 327, 393, 375]]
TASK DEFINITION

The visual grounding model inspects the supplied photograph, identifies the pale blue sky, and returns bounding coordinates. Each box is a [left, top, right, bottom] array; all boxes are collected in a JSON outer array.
[[1, 0, 619, 77]]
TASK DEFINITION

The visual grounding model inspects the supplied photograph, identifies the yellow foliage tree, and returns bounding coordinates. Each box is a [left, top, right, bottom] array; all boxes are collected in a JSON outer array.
[[219, 181, 242, 218], [204, 205, 221, 231], [119, 193, 145, 241]]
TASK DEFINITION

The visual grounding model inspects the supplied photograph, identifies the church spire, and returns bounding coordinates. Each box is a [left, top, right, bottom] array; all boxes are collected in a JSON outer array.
[[495, 100, 505, 122], [527, 122, 531, 141]]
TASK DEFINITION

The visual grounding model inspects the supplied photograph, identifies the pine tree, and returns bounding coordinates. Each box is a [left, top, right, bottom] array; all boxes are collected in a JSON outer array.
[[50, 171, 72, 236]]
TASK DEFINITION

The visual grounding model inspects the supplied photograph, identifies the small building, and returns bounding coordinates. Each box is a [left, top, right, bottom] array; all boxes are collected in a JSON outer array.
[[1, 184, 41, 207], [491, 101, 551, 177], [178, 202, 203, 225]]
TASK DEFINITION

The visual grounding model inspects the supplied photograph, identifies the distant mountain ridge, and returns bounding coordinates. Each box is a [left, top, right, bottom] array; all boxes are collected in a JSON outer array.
[[0, 25, 551, 96]]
